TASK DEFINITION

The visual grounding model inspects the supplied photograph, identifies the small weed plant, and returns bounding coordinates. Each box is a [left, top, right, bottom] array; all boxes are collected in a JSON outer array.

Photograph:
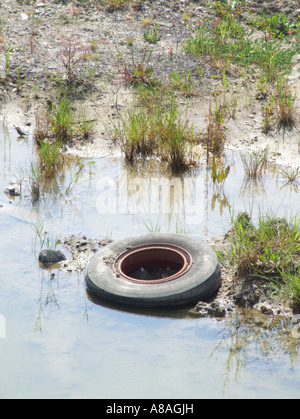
[[261, 100, 274, 133], [227, 211, 300, 310], [136, 83, 168, 113], [32, 220, 61, 253], [205, 102, 227, 159], [259, 76, 296, 131], [47, 97, 74, 142], [143, 25, 161, 44], [56, 33, 90, 82], [281, 166, 300, 184], [273, 76, 296, 128], [35, 96, 94, 146], [76, 114, 95, 140], [29, 162, 42, 203], [4, 47, 12, 78], [15, 154, 93, 203], [114, 46, 155, 86], [32, 97, 95, 196], [156, 96, 196, 172], [280, 269, 300, 312], [214, 0, 245, 18], [38, 140, 64, 178], [240, 149, 269, 178], [103, 0, 132, 11], [109, 94, 197, 172], [280, 166, 300, 192], [112, 103, 155, 161], [169, 71, 194, 97]]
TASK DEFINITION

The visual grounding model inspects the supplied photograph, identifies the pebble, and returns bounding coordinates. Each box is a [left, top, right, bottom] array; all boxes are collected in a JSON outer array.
[[261, 306, 274, 316], [195, 301, 227, 318], [4, 184, 20, 197]]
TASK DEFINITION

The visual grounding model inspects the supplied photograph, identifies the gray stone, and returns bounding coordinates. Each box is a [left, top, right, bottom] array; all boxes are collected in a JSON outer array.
[[4, 184, 20, 197], [38, 249, 66, 266]]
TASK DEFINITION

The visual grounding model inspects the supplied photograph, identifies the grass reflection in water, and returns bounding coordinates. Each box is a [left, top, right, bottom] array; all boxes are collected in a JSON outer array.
[[211, 308, 300, 392]]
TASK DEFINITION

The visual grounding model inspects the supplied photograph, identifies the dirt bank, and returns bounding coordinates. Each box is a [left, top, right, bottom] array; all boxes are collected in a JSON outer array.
[[1, 0, 299, 319], [0, 0, 299, 165]]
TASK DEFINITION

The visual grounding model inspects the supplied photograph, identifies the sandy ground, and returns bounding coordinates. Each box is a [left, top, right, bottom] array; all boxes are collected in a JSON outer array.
[[0, 0, 299, 165]]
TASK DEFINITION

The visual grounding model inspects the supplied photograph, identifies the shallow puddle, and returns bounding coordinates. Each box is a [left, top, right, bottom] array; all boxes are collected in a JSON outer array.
[[0, 127, 300, 398]]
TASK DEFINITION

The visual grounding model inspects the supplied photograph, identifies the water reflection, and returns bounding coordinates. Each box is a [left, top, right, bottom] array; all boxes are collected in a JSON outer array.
[[86, 288, 202, 320], [33, 267, 89, 334], [1, 126, 300, 398], [95, 161, 206, 235], [239, 176, 266, 199], [210, 308, 300, 393], [280, 166, 300, 193], [211, 191, 230, 216], [35, 269, 61, 333]]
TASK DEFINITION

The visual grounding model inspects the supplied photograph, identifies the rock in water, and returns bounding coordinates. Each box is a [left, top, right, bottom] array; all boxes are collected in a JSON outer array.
[[4, 184, 21, 197], [38, 249, 66, 266]]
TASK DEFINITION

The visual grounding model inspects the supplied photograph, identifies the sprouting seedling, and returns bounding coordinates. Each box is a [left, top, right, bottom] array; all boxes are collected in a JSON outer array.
[[280, 166, 300, 191], [56, 34, 90, 82], [32, 220, 61, 252], [5, 47, 12, 77], [16, 65, 22, 92], [143, 24, 161, 44]]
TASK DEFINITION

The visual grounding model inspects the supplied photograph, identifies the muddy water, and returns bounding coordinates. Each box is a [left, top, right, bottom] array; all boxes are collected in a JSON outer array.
[[0, 127, 300, 399]]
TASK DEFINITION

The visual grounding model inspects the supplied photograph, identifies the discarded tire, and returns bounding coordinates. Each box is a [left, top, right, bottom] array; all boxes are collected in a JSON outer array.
[[85, 233, 221, 308]]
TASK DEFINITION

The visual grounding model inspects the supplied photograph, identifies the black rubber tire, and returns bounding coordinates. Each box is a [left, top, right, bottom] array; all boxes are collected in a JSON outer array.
[[85, 233, 221, 308]]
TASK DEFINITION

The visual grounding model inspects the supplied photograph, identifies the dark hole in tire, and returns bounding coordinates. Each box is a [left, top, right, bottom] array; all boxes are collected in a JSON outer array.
[[113, 244, 193, 284]]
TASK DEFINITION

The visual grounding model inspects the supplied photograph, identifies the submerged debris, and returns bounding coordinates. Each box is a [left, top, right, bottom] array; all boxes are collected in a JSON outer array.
[[59, 235, 112, 272]]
